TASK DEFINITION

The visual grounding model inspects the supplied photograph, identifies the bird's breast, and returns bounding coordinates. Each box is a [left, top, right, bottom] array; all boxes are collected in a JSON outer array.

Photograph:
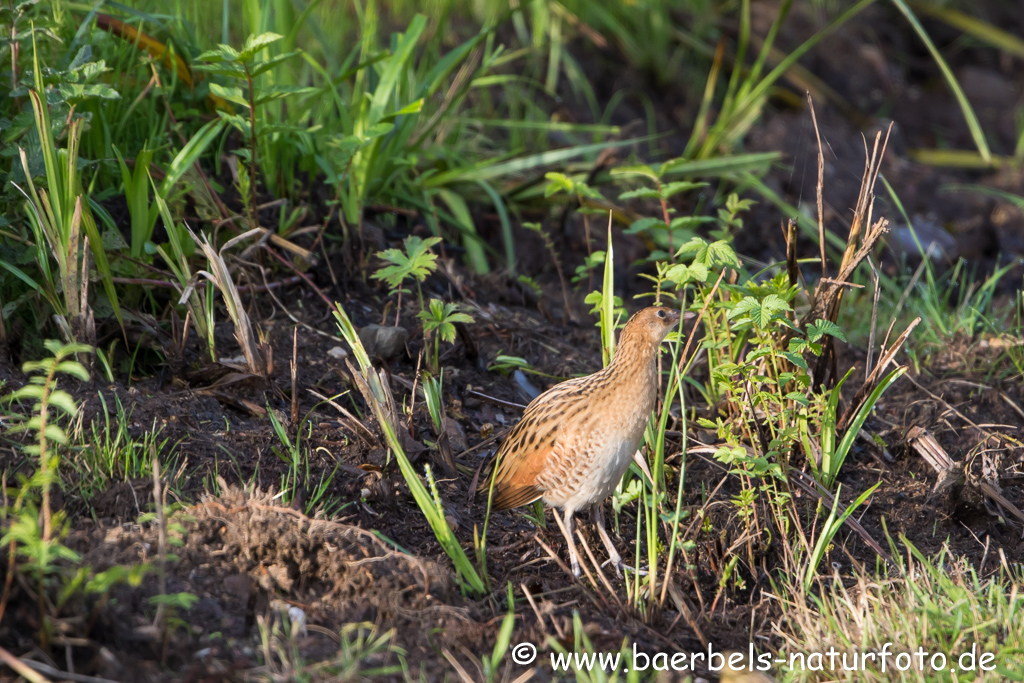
[[539, 360, 658, 511]]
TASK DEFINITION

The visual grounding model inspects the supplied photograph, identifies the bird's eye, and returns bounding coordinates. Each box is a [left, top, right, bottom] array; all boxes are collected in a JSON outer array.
[[656, 310, 665, 319]]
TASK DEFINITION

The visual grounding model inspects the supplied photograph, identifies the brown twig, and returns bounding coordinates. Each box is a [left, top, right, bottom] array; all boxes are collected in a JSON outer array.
[[465, 390, 527, 411], [837, 316, 920, 432], [677, 269, 727, 376], [807, 94, 827, 278], [290, 327, 299, 429], [0, 646, 48, 683], [261, 244, 332, 308]]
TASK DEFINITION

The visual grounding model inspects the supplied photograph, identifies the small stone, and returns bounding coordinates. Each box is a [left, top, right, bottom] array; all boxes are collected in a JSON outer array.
[[445, 417, 468, 453], [327, 346, 348, 360], [223, 574, 252, 602], [464, 385, 481, 409], [358, 324, 409, 360], [266, 564, 293, 592]]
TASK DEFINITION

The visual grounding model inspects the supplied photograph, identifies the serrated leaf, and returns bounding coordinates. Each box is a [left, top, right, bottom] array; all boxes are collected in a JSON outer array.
[[674, 236, 708, 259], [372, 236, 442, 290], [707, 240, 740, 268], [687, 262, 709, 283], [625, 217, 666, 234], [544, 172, 574, 196], [610, 164, 658, 180], [807, 319, 848, 343], [781, 351, 808, 370], [208, 83, 249, 108], [669, 215, 715, 230], [785, 392, 810, 407], [192, 62, 246, 78], [661, 181, 707, 199], [249, 49, 301, 77], [47, 390, 78, 416], [253, 85, 318, 106], [239, 32, 283, 62], [618, 187, 662, 201]]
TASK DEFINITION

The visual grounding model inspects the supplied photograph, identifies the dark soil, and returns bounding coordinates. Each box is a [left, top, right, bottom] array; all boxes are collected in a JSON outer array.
[[3, 0, 1024, 680]]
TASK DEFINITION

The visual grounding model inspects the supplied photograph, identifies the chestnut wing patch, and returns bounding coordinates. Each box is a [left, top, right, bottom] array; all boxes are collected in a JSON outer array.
[[480, 377, 588, 511]]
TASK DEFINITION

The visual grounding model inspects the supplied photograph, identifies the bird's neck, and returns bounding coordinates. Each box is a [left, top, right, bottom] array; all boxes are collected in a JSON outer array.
[[608, 332, 658, 381]]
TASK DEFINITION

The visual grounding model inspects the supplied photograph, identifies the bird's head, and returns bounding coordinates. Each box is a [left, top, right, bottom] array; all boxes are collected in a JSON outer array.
[[622, 306, 693, 348]]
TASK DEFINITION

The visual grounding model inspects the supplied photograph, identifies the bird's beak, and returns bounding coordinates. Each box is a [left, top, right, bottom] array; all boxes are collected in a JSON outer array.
[[671, 310, 696, 327]]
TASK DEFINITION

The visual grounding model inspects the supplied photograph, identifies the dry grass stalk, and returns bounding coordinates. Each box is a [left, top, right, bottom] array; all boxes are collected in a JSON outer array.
[[793, 117, 894, 389], [190, 228, 267, 376], [837, 316, 921, 432]]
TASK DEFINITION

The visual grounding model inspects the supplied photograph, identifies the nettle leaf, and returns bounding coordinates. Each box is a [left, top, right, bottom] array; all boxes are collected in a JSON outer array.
[[666, 259, 710, 286], [209, 83, 248, 108], [625, 217, 666, 235], [193, 61, 246, 78], [673, 237, 740, 269], [706, 240, 741, 268], [702, 337, 730, 351], [762, 293, 790, 314], [543, 172, 574, 196], [197, 44, 240, 63], [729, 294, 789, 329], [774, 316, 801, 333], [712, 362, 741, 381], [661, 181, 707, 199], [687, 262, 709, 283], [785, 392, 810, 407], [750, 347, 775, 361], [254, 85, 318, 106], [729, 296, 757, 318], [216, 110, 251, 136], [669, 215, 715, 230], [714, 445, 748, 465], [250, 50, 302, 77], [807, 319, 848, 343], [781, 351, 808, 371], [610, 164, 658, 181], [239, 32, 283, 62], [360, 122, 396, 140], [618, 187, 662, 201], [727, 194, 756, 214], [674, 236, 707, 259]]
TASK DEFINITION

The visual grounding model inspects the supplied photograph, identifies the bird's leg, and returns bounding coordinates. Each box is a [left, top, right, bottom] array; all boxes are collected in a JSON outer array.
[[553, 508, 582, 578], [592, 504, 624, 576]]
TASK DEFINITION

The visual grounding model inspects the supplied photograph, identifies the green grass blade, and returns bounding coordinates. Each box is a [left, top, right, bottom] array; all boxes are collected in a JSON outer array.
[[908, 1, 1024, 60], [368, 14, 426, 126], [158, 118, 227, 198], [424, 137, 651, 187], [473, 180, 515, 273], [889, 0, 991, 163], [436, 189, 489, 275]]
